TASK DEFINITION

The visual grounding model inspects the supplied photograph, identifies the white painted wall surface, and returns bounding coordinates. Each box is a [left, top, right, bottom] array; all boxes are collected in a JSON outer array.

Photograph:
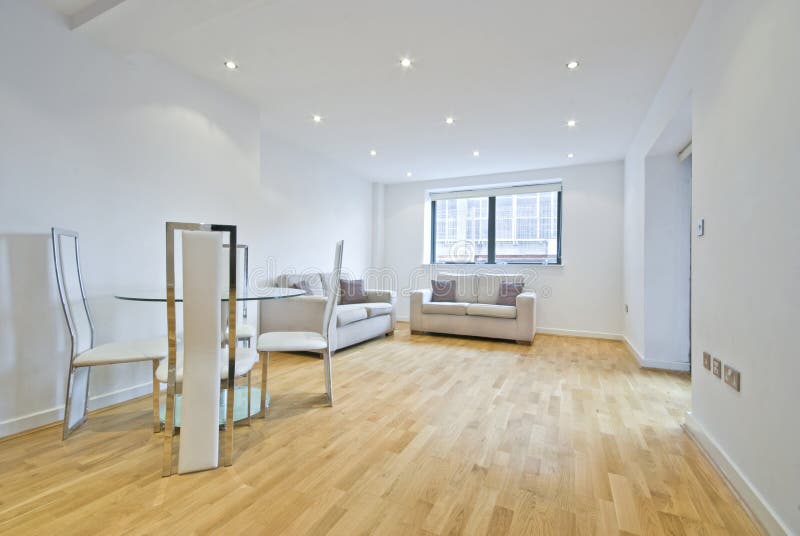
[[0, 1, 373, 437], [381, 162, 624, 338], [625, 0, 800, 531], [643, 155, 691, 368]]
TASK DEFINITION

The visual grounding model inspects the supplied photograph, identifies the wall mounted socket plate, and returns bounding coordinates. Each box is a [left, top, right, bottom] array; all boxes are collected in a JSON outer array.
[[712, 358, 722, 378], [724, 365, 741, 391], [703, 352, 711, 370]]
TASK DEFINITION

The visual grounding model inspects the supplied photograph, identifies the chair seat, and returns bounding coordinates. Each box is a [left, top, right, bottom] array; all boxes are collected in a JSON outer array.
[[155, 347, 258, 383], [227, 323, 255, 339], [74, 337, 168, 367], [257, 331, 328, 352]]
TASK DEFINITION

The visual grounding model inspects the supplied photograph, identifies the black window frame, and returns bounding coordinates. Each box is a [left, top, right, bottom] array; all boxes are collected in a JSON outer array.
[[430, 190, 562, 265]]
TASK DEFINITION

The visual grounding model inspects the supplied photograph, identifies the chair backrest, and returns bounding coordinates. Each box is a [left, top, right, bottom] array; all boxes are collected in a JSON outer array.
[[163, 222, 237, 476], [321, 241, 344, 339], [51, 228, 95, 360], [222, 244, 249, 321]]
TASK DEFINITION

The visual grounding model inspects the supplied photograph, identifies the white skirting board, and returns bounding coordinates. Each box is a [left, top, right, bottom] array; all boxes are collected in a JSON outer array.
[[0, 381, 155, 438], [623, 336, 690, 372], [684, 412, 789, 536]]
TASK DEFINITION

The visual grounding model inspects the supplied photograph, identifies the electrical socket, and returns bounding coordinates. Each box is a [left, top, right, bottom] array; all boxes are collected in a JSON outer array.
[[712, 358, 722, 378], [703, 352, 711, 370], [724, 365, 741, 391]]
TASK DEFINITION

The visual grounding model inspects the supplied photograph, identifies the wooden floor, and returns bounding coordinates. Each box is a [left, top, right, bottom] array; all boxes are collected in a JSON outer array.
[[0, 327, 761, 535]]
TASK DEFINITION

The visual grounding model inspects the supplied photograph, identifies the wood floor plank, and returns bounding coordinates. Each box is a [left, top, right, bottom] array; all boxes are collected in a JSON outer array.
[[0, 327, 762, 535]]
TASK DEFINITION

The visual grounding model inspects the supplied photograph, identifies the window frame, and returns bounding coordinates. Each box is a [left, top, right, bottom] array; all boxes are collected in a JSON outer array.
[[430, 190, 562, 265]]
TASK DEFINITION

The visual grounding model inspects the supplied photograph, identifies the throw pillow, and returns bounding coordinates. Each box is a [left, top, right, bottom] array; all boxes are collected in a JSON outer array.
[[431, 279, 456, 302], [290, 281, 312, 295], [340, 279, 368, 305], [496, 281, 524, 306]]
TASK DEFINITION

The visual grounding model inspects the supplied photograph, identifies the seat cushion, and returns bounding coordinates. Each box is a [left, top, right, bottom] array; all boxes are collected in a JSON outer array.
[[234, 323, 255, 339], [257, 331, 328, 352], [74, 337, 168, 366], [466, 303, 517, 319], [421, 302, 469, 316], [155, 347, 258, 383], [364, 302, 392, 317], [337, 303, 368, 326]]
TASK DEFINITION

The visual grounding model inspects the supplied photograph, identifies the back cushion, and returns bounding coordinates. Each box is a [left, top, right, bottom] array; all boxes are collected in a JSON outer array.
[[277, 273, 325, 296], [477, 274, 525, 304], [438, 273, 478, 303]]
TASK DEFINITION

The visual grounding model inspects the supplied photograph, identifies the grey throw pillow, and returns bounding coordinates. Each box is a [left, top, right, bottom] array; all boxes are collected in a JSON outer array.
[[290, 281, 312, 295], [496, 281, 524, 306], [431, 279, 456, 302], [340, 279, 368, 305]]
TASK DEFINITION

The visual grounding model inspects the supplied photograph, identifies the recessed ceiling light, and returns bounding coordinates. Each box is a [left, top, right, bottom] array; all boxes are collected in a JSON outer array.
[[224, 60, 238, 70], [567, 119, 577, 127], [406, 171, 413, 177], [370, 149, 377, 156], [445, 117, 455, 125], [400, 57, 413, 68], [473, 150, 480, 157], [566, 60, 580, 70], [567, 153, 575, 158], [312, 114, 323, 123]]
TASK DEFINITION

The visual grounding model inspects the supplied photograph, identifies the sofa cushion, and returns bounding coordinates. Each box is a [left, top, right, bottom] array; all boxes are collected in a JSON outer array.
[[438, 274, 478, 303], [477, 274, 525, 304], [337, 303, 368, 326], [340, 279, 367, 305], [431, 279, 456, 302], [496, 281, 524, 306], [364, 302, 392, 317], [278, 273, 324, 296], [466, 303, 518, 319], [422, 302, 469, 316]]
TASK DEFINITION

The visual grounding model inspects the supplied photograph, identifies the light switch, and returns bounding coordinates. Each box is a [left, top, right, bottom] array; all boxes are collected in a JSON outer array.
[[697, 218, 705, 237]]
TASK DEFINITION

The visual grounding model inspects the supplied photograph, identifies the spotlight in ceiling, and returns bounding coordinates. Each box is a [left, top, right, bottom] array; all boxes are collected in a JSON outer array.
[[370, 149, 377, 156], [406, 171, 413, 177], [567, 119, 577, 127], [566, 60, 580, 70], [473, 150, 480, 157], [567, 153, 575, 158], [312, 114, 323, 123], [400, 57, 413, 68], [224, 60, 238, 70], [445, 116, 455, 125]]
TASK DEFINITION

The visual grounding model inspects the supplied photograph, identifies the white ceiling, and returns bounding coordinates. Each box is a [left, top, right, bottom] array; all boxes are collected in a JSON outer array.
[[44, 0, 701, 183]]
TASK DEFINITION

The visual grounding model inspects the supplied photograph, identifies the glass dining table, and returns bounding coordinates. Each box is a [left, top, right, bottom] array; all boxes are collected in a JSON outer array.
[[114, 286, 305, 426]]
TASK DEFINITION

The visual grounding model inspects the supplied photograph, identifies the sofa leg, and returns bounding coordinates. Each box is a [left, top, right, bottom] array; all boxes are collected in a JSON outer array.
[[516, 340, 532, 346], [411, 330, 425, 335]]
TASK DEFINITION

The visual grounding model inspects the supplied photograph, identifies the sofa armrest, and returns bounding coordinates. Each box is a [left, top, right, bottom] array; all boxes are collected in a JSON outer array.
[[410, 289, 432, 331], [260, 295, 326, 334], [515, 291, 537, 342]]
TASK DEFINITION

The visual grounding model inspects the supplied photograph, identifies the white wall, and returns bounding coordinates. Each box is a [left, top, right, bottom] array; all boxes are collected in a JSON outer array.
[[0, 1, 373, 437], [624, 0, 800, 532], [381, 162, 624, 338], [643, 155, 691, 369]]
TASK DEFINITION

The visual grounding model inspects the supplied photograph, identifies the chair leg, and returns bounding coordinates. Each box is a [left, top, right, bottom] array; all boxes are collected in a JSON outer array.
[[62, 363, 76, 440], [323, 350, 334, 406], [152, 360, 161, 433], [259, 352, 269, 418], [246, 370, 252, 426]]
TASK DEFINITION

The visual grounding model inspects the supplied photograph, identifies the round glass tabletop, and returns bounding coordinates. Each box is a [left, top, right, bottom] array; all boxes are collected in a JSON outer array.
[[114, 287, 305, 302]]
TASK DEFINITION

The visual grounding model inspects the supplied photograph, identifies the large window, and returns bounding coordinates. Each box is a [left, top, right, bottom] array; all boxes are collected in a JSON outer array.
[[430, 183, 562, 264]]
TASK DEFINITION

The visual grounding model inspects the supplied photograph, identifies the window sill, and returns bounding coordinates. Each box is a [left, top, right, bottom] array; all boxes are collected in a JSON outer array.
[[424, 262, 564, 267]]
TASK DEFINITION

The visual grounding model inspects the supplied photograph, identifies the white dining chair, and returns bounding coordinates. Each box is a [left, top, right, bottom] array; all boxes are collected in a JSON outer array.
[[159, 222, 258, 476], [51, 228, 168, 439], [257, 240, 343, 412], [223, 244, 255, 347]]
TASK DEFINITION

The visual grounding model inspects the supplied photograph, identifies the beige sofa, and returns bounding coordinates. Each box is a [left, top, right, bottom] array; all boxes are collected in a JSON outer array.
[[259, 273, 396, 353], [410, 274, 536, 344]]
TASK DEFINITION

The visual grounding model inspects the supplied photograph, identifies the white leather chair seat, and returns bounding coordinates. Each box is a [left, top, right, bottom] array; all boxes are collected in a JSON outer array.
[[229, 323, 255, 339], [336, 304, 368, 326], [257, 331, 328, 352], [466, 304, 517, 319], [155, 347, 258, 383], [421, 302, 469, 316], [364, 302, 392, 317], [74, 337, 168, 367]]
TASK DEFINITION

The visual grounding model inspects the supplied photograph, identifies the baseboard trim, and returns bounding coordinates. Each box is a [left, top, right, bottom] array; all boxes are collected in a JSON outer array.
[[622, 336, 690, 372], [684, 412, 789, 536], [536, 327, 622, 340], [0, 381, 154, 439]]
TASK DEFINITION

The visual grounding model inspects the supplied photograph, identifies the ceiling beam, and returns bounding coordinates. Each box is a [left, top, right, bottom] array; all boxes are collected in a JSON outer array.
[[69, 0, 128, 30]]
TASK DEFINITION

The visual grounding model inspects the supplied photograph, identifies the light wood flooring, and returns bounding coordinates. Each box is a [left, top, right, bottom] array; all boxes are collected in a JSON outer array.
[[0, 326, 761, 535]]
